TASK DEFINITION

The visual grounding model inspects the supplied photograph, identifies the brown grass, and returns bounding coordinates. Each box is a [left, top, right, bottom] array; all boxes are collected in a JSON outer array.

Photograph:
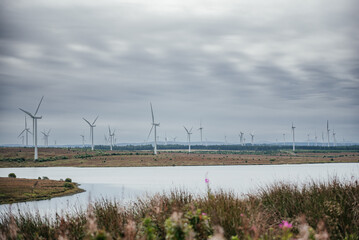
[[0, 177, 84, 204], [0, 147, 358, 168]]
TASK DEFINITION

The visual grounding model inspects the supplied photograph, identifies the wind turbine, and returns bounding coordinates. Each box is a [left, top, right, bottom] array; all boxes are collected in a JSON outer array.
[[332, 130, 337, 147], [250, 133, 254, 146], [327, 120, 330, 147], [198, 120, 203, 145], [307, 133, 310, 146], [146, 103, 160, 155], [322, 132, 325, 146], [41, 129, 51, 146], [283, 133, 286, 146], [108, 126, 115, 150], [315, 131, 318, 146], [83, 116, 98, 151], [19, 96, 44, 160], [173, 137, 177, 143], [80, 134, 85, 148], [291, 122, 296, 151], [18, 116, 32, 147], [184, 126, 193, 153], [239, 132, 244, 146], [18, 134, 24, 146]]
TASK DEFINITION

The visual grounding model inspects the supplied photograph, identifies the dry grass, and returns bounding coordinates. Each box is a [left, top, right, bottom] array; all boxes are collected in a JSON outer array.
[[0, 147, 358, 168], [0, 177, 84, 204]]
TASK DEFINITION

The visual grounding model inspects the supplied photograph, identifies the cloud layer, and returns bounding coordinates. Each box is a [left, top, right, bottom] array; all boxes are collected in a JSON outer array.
[[0, 0, 358, 145]]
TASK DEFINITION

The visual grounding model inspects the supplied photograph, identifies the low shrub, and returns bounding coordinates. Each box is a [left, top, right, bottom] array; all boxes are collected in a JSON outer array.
[[8, 173, 16, 178], [65, 178, 72, 183]]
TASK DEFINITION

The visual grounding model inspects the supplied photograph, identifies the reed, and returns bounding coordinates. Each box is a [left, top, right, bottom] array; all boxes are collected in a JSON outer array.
[[0, 178, 358, 239]]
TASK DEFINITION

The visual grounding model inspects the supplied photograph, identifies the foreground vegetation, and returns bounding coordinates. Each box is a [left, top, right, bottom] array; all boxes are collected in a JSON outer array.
[[0, 178, 358, 239], [0, 147, 358, 167], [0, 177, 84, 204]]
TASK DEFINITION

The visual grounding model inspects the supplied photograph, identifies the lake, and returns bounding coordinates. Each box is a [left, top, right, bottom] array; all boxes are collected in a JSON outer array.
[[1, 163, 358, 216]]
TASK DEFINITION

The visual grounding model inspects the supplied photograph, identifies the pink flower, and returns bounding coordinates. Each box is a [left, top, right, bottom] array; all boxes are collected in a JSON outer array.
[[279, 220, 292, 229], [202, 213, 207, 216], [205, 178, 209, 183]]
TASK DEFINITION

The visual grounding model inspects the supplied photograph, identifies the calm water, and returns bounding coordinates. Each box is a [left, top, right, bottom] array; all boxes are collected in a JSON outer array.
[[1, 163, 358, 216]]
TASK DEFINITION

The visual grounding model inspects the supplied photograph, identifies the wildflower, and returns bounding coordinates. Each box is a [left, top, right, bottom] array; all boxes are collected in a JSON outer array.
[[205, 178, 209, 183], [279, 220, 292, 229], [202, 212, 207, 216]]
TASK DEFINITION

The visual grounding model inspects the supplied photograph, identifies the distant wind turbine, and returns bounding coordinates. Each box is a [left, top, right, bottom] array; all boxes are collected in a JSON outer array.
[[327, 120, 330, 147], [291, 122, 296, 151], [83, 116, 99, 151], [198, 120, 203, 145], [18, 116, 32, 147], [332, 130, 337, 147], [146, 103, 160, 155], [315, 131, 318, 146], [283, 133, 286, 146], [108, 126, 115, 150], [250, 133, 254, 146], [80, 134, 85, 148], [41, 129, 51, 146], [239, 132, 244, 146], [307, 133, 310, 146], [184, 126, 193, 153], [19, 96, 44, 160]]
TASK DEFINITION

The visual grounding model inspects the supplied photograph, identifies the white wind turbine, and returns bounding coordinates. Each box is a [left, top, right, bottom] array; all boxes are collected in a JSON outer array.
[[19, 96, 44, 160], [83, 116, 99, 151], [250, 133, 254, 146], [327, 120, 330, 147], [283, 133, 286, 146], [239, 132, 244, 145], [108, 126, 115, 150], [307, 133, 310, 146], [198, 120, 203, 145], [146, 103, 160, 155], [315, 131, 318, 146], [41, 129, 51, 146], [332, 130, 337, 147], [184, 126, 193, 153], [80, 134, 85, 148], [291, 122, 296, 151], [18, 116, 32, 147]]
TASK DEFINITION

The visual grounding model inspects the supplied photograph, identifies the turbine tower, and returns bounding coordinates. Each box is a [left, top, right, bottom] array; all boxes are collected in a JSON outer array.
[[307, 133, 310, 146], [315, 131, 318, 146], [184, 126, 193, 153], [80, 134, 85, 148], [19, 96, 44, 160], [83, 116, 98, 151], [108, 126, 115, 150], [291, 122, 296, 151], [198, 120, 203, 145], [18, 116, 32, 146], [146, 103, 160, 155], [283, 133, 286, 146], [327, 120, 330, 147], [250, 133, 254, 146]]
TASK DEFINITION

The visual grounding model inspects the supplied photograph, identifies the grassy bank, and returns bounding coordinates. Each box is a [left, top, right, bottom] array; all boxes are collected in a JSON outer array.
[[0, 177, 84, 204], [0, 178, 358, 239], [0, 147, 358, 167]]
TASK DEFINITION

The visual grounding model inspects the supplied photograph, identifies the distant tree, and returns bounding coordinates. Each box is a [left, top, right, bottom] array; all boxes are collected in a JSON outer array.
[[8, 173, 16, 178]]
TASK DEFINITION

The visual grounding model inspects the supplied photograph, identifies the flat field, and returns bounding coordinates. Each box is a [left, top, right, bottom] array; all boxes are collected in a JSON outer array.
[[0, 147, 358, 167]]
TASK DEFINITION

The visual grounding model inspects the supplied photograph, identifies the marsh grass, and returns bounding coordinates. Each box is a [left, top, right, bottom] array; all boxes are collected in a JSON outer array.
[[0, 178, 358, 239]]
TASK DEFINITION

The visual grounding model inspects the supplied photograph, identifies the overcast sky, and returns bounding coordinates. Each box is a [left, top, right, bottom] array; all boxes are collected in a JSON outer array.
[[0, 0, 358, 145]]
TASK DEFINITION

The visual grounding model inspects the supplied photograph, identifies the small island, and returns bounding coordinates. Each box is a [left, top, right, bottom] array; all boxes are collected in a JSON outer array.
[[0, 176, 85, 204]]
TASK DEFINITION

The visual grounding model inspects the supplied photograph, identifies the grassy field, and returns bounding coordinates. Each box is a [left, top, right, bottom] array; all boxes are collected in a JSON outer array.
[[0, 147, 358, 167], [0, 178, 358, 239], [0, 177, 84, 204]]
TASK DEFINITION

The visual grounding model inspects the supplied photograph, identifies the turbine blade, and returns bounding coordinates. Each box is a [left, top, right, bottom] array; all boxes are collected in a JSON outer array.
[[150, 103, 155, 123], [18, 129, 26, 137], [19, 108, 34, 118], [47, 129, 51, 135], [108, 126, 111, 135], [92, 115, 99, 125], [34, 96, 44, 116], [183, 126, 189, 134], [189, 127, 193, 133], [146, 125, 154, 142], [83, 118, 92, 126]]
